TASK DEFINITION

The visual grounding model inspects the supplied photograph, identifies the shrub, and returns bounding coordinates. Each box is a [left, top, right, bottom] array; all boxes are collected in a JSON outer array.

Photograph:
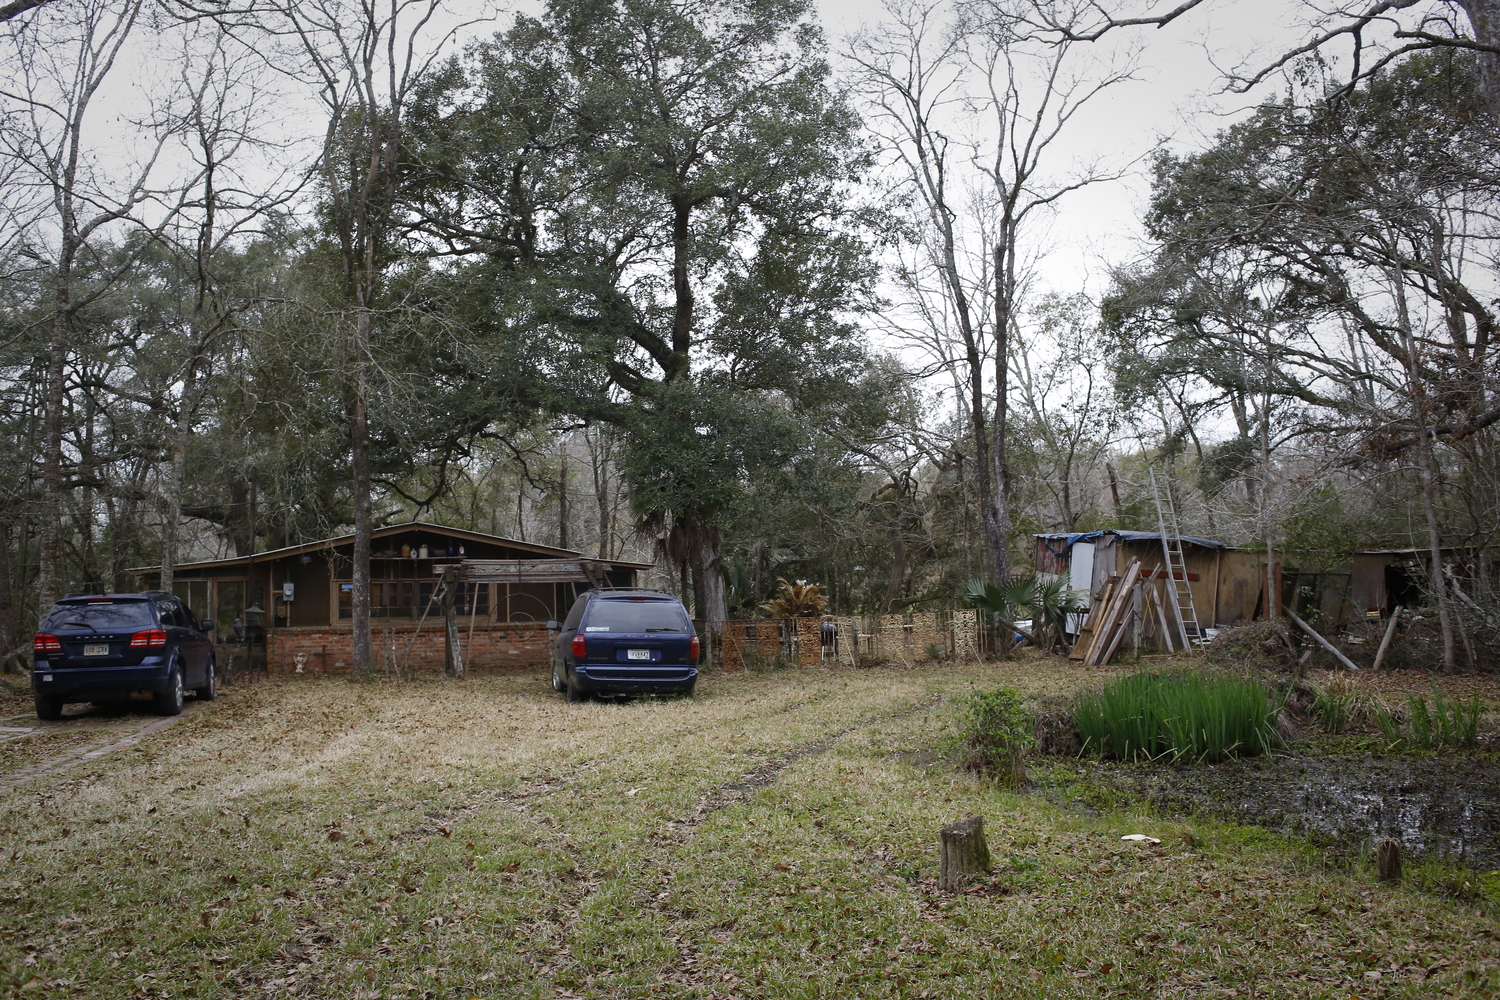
[[948, 686, 1032, 786], [924, 642, 948, 662], [1310, 674, 1361, 734], [1384, 688, 1484, 748], [1074, 671, 1280, 763]]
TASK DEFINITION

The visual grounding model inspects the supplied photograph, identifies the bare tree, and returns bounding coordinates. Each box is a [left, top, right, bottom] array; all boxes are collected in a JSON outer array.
[[0, 0, 203, 610], [850, 0, 1137, 584], [157, 25, 304, 591], [235, 0, 485, 673]]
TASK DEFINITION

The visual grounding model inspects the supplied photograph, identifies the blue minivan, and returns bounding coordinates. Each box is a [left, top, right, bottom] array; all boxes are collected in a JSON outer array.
[[547, 590, 699, 701], [31, 592, 217, 719]]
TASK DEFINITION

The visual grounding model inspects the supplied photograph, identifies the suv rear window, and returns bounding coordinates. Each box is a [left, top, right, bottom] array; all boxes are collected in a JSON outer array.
[[42, 601, 156, 631], [583, 598, 691, 633]]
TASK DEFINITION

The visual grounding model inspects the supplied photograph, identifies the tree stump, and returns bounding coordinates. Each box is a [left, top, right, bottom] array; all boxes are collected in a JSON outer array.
[[1376, 836, 1402, 884], [939, 815, 990, 891]]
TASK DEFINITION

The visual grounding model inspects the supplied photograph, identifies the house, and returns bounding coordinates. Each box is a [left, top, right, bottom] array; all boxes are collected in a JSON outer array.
[[130, 521, 653, 674]]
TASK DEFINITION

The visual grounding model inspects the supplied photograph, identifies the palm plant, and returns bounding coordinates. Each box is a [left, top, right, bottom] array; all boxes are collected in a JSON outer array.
[[963, 577, 1039, 652], [761, 578, 827, 618], [964, 576, 1088, 653]]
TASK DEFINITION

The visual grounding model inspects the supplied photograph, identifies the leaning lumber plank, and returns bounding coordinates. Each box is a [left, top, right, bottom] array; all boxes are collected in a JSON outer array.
[[1087, 560, 1141, 665], [1284, 606, 1362, 672], [1372, 607, 1402, 670], [1071, 579, 1116, 661]]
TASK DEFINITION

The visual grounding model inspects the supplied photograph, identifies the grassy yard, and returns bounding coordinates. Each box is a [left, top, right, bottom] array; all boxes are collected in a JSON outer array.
[[0, 660, 1496, 999]]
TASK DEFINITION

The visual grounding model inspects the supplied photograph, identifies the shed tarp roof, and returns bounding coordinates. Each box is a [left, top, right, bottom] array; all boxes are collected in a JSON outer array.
[[1035, 529, 1227, 557]]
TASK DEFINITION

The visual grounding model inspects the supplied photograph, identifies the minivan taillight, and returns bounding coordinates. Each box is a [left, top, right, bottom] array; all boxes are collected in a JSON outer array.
[[33, 633, 61, 654], [571, 634, 587, 658], [690, 636, 700, 660], [130, 629, 167, 648]]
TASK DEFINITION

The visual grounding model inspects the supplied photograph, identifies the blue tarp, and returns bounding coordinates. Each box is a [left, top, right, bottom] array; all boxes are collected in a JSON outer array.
[[1035, 529, 1227, 558]]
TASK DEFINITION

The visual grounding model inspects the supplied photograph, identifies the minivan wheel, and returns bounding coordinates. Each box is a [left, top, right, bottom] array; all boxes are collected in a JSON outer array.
[[551, 661, 564, 692], [683, 679, 697, 699], [565, 675, 586, 703], [155, 667, 184, 717], [197, 657, 217, 701], [34, 694, 62, 721]]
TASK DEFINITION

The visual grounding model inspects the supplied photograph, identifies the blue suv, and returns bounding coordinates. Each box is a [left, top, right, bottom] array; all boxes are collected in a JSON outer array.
[[32, 591, 217, 719], [547, 590, 699, 702]]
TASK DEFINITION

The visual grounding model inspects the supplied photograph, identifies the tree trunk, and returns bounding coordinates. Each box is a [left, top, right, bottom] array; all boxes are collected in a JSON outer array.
[[988, 241, 1013, 584], [38, 263, 72, 612], [939, 815, 991, 891], [350, 310, 374, 675], [1395, 275, 1458, 671], [442, 577, 462, 678], [1412, 389, 1459, 671], [693, 526, 726, 631], [160, 363, 196, 593], [1463, 1, 1500, 125], [1376, 836, 1403, 884], [0, 525, 16, 672]]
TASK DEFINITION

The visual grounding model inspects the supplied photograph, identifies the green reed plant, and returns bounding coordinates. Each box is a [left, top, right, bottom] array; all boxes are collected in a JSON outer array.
[[1074, 671, 1280, 763], [1402, 689, 1482, 748]]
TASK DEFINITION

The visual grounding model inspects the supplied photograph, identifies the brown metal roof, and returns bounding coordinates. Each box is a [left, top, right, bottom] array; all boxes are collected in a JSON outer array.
[[129, 521, 654, 573]]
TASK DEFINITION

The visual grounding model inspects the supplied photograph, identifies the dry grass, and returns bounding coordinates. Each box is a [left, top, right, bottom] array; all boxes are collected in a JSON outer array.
[[0, 658, 1494, 998]]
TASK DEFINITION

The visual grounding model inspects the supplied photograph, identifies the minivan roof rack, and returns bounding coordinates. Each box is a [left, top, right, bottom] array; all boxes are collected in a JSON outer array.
[[589, 587, 674, 595]]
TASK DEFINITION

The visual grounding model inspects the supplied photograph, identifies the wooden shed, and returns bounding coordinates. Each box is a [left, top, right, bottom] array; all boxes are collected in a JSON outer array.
[[1035, 529, 1259, 634]]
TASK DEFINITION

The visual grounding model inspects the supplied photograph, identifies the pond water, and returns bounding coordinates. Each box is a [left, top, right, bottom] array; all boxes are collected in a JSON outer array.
[[1048, 750, 1500, 871]]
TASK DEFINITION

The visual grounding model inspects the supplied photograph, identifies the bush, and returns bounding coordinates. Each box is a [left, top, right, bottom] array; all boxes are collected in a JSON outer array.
[[1074, 671, 1281, 763], [948, 686, 1032, 786], [1310, 673, 1362, 734]]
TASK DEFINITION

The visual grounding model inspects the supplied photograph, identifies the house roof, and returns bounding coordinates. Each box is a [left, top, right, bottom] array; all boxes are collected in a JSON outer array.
[[1035, 528, 1228, 554], [132, 521, 654, 573]]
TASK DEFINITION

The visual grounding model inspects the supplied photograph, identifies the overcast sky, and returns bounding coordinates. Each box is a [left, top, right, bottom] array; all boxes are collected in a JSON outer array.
[[817, 0, 1322, 299]]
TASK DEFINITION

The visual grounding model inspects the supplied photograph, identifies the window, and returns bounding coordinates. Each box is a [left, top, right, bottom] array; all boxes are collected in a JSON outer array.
[[43, 601, 156, 631], [338, 582, 488, 620], [582, 598, 690, 633]]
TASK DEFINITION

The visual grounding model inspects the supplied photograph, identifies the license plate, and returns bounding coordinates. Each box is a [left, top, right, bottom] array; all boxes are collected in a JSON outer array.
[[627, 649, 651, 661], [83, 644, 109, 657]]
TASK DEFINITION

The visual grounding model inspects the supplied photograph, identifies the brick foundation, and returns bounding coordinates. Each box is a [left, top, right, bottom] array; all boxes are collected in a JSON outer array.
[[263, 623, 551, 676]]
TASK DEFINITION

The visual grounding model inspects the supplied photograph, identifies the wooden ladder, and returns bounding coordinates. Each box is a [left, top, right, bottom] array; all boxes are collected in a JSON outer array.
[[1149, 467, 1203, 652]]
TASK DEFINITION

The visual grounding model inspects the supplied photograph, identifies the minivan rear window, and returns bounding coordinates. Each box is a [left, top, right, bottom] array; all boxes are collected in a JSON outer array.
[[583, 599, 691, 633], [42, 601, 156, 631]]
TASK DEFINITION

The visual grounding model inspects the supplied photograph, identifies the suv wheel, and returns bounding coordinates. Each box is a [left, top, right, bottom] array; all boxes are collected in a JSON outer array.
[[155, 666, 184, 717], [34, 694, 62, 721], [197, 657, 217, 701]]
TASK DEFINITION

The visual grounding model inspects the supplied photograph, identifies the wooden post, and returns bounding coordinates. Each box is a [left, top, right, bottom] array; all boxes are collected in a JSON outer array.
[[1372, 608, 1402, 671], [1376, 836, 1402, 884], [1284, 606, 1361, 672], [1131, 580, 1141, 660], [441, 573, 463, 679], [939, 815, 990, 891]]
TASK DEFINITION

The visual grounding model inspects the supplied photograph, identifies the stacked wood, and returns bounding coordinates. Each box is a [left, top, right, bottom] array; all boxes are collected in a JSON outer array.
[[1072, 558, 1143, 665], [1069, 578, 1116, 661]]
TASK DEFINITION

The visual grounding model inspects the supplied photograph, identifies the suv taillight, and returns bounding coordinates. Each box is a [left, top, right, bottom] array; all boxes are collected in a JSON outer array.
[[130, 629, 167, 648], [690, 636, 700, 660], [33, 633, 61, 654], [571, 634, 587, 658]]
